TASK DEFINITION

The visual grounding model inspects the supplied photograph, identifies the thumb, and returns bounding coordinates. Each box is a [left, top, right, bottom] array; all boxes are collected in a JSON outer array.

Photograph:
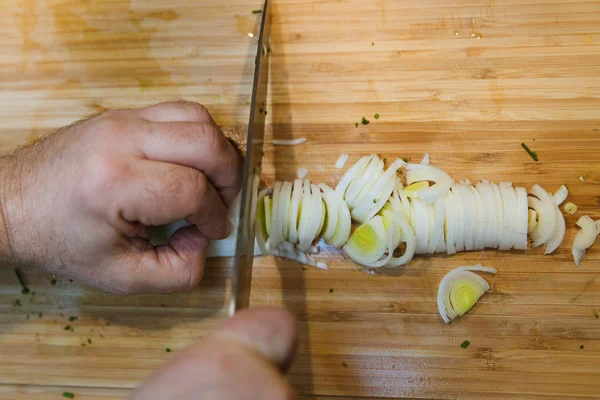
[[208, 307, 299, 372]]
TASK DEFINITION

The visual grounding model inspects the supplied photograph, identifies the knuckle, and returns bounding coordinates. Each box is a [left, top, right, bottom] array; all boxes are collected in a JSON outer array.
[[180, 101, 210, 121], [76, 156, 129, 210]]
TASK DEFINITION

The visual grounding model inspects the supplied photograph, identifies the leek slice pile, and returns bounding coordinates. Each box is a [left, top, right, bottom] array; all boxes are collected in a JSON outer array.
[[437, 265, 497, 323]]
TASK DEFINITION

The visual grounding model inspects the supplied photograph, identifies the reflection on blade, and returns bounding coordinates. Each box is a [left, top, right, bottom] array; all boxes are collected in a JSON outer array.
[[230, 0, 270, 315]]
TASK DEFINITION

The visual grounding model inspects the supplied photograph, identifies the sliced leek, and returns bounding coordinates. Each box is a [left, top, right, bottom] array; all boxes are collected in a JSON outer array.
[[437, 265, 497, 323]]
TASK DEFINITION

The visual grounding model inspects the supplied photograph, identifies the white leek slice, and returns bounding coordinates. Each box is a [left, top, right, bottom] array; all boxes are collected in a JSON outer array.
[[335, 154, 349, 169], [343, 216, 388, 266], [298, 184, 323, 251], [397, 184, 413, 227], [545, 202, 565, 255], [335, 154, 373, 197], [572, 215, 600, 266], [528, 184, 557, 248], [437, 265, 497, 323], [404, 181, 430, 199], [564, 202, 578, 215], [384, 211, 417, 267], [444, 190, 457, 255], [553, 185, 568, 206], [279, 182, 293, 241], [490, 183, 504, 249], [475, 182, 496, 249], [456, 183, 475, 251], [514, 187, 529, 250], [427, 198, 446, 254], [296, 180, 312, 250], [353, 159, 405, 222], [528, 209, 538, 234], [469, 185, 486, 250], [498, 182, 517, 251], [272, 138, 307, 146], [271, 242, 328, 270], [318, 183, 340, 241], [345, 156, 383, 208], [420, 152, 430, 165], [451, 185, 465, 252], [411, 198, 430, 254], [405, 164, 453, 204], [288, 180, 303, 243], [270, 181, 283, 249], [297, 167, 308, 179], [327, 193, 352, 248]]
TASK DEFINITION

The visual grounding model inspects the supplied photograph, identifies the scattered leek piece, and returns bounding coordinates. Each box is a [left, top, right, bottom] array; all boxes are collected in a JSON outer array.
[[374, 113, 380, 120], [14, 299, 21, 307], [461, 340, 471, 348], [69, 316, 78, 322], [578, 175, 584, 182], [166, 348, 172, 353], [553, 185, 568, 206], [14, 269, 30, 294], [580, 345, 585, 350], [403, 181, 429, 199], [572, 215, 600, 266], [437, 265, 497, 323], [252, 9, 262, 14], [62, 393, 75, 399], [521, 143, 538, 162], [355, 122, 359, 128], [334, 154, 349, 169], [361, 117, 370, 125], [564, 202, 578, 215]]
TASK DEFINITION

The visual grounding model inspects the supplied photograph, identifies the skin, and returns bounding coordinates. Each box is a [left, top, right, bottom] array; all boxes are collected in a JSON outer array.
[[0, 101, 298, 398]]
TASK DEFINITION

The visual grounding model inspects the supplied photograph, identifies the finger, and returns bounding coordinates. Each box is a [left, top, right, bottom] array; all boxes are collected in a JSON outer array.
[[112, 225, 209, 294], [209, 307, 299, 372], [119, 160, 229, 240], [139, 121, 243, 207], [138, 101, 216, 124]]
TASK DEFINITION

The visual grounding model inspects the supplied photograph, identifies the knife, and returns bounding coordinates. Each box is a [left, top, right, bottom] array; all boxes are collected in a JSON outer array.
[[229, 0, 271, 315]]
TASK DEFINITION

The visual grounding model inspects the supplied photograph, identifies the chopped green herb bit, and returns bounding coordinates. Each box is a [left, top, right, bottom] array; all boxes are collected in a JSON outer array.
[[341, 361, 348, 368], [383, 158, 387, 164], [87, 338, 92, 344], [26, 315, 30, 320], [354, 122, 359, 128], [264, 110, 268, 116], [14, 269, 30, 294], [371, 42, 374, 46], [38, 313, 43, 318], [402, 158, 409, 163], [252, 9, 262, 14], [64, 325, 71, 331], [521, 143, 538, 162], [166, 348, 172, 353], [329, 288, 334, 293], [361, 117, 370, 125], [68, 316, 78, 322], [62, 392, 75, 399], [14, 299, 22, 307], [50, 278, 57, 285], [68, 279, 73, 283], [374, 113, 380, 120], [460, 340, 470, 348], [80, 343, 86, 347], [595, 311, 599, 319], [259, 108, 264, 114], [580, 345, 585, 350], [372, 198, 377, 203]]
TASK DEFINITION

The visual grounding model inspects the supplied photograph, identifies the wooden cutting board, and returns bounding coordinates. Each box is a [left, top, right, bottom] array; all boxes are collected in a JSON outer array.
[[1, 0, 600, 398]]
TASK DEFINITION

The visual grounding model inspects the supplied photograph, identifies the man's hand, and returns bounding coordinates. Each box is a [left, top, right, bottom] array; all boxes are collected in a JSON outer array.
[[0, 101, 242, 294], [130, 308, 298, 400]]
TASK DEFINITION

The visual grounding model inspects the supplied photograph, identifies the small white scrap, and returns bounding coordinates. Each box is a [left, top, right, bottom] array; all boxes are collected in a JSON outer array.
[[579, 175, 585, 182], [553, 185, 568, 206], [564, 202, 578, 215], [297, 167, 308, 179], [572, 216, 600, 266], [420, 152, 430, 165], [335, 154, 350, 169], [272, 137, 307, 146]]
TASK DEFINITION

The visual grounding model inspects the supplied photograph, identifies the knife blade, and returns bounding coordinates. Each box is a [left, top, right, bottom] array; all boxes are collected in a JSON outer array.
[[229, 0, 271, 315]]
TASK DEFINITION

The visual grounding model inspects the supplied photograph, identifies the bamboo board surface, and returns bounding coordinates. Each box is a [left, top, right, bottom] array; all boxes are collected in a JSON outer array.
[[1, 0, 600, 398]]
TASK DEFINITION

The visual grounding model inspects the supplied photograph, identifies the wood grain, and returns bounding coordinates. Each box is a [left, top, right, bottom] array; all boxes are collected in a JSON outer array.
[[1, 0, 600, 398]]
